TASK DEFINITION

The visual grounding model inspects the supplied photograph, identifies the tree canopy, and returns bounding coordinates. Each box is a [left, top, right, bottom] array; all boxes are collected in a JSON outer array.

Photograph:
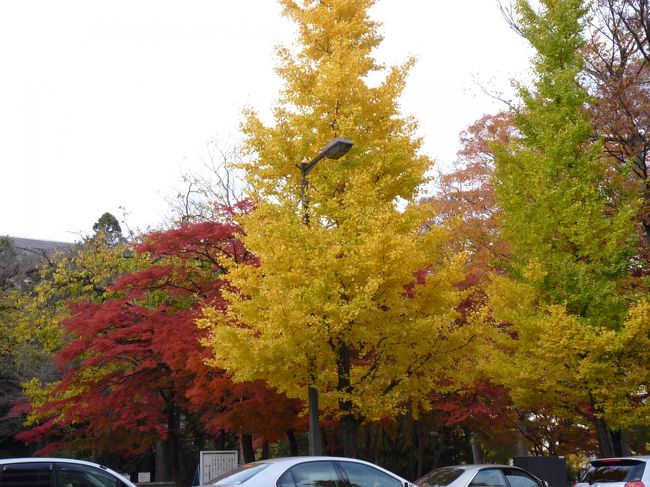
[[199, 0, 483, 457], [488, 0, 648, 457], [8, 0, 650, 473]]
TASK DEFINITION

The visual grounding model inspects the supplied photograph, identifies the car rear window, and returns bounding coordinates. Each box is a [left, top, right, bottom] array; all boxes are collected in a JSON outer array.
[[209, 463, 269, 485], [581, 460, 646, 484], [1, 462, 52, 487], [417, 468, 465, 487]]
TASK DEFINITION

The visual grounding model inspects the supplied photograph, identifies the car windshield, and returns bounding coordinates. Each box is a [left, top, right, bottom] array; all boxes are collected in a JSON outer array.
[[209, 463, 270, 485], [417, 468, 466, 487], [580, 460, 646, 484]]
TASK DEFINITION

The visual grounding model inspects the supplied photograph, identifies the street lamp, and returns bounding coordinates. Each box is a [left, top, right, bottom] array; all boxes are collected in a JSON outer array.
[[299, 136, 353, 456], [300, 137, 353, 225]]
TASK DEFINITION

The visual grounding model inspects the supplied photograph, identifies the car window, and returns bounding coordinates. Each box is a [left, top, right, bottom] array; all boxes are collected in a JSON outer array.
[[581, 461, 646, 484], [277, 461, 340, 487], [503, 470, 541, 487], [211, 463, 270, 485], [337, 461, 402, 487], [470, 470, 508, 487], [54, 463, 122, 487], [0, 462, 52, 487], [416, 468, 465, 487]]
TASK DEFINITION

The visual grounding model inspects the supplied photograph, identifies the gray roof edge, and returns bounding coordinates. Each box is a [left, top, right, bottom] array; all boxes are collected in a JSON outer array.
[[4, 236, 75, 251]]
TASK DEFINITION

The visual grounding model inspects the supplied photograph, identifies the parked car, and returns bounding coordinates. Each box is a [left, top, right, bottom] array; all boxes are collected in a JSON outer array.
[[0, 458, 137, 487], [202, 456, 413, 487], [415, 465, 548, 487], [576, 457, 650, 487]]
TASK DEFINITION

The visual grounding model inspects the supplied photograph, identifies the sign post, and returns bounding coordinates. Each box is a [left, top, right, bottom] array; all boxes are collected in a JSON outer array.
[[199, 451, 239, 485]]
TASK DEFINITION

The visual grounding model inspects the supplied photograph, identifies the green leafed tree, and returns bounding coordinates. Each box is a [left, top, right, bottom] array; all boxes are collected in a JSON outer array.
[[92, 212, 124, 246], [488, 0, 648, 457], [3, 217, 144, 458], [20, 230, 141, 353], [199, 0, 482, 457]]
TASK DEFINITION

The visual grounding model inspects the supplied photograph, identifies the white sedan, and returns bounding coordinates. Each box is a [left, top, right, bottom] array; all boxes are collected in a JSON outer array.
[[204, 456, 413, 487], [415, 465, 547, 487], [0, 458, 136, 487]]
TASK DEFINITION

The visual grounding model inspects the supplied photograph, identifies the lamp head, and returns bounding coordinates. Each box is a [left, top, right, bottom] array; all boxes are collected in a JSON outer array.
[[320, 137, 353, 160]]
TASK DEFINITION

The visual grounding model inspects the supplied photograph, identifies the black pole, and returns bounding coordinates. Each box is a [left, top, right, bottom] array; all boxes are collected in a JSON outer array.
[[308, 386, 321, 455], [301, 162, 321, 456], [298, 137, 352, 456]]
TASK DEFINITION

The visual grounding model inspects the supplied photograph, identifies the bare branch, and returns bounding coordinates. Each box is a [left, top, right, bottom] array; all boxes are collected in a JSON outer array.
[[167, 138, 249, 225], [497, 0, 524, 37]]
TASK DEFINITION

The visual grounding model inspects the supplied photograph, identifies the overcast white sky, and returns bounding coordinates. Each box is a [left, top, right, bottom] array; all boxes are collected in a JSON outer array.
[[1, 1, 532, 243]]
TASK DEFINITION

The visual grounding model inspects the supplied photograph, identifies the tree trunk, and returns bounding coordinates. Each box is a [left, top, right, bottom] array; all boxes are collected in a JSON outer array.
[[168, 405, 189, 487], [470, 431, 485, 464], [155, 439, 172, 482], [594, 417, 616, 457], [590, 393, 621, 457], [366, 424, 378, 464], [342, 414, 360, 458], [515, 433, 528, 457], [260, 441, 269, 460], [611, 430, 626, 457], [417, 420, 425, 479], [215, 428, 226, 450], [595, 420, 627, 458], [431, 428, 442, 469], [515, 413, 529, 457], [337, 342, 361, 457], [174, 438, 189, 487], [386, 421, 404, 469], [322, 427, 332, 455], [241, 433, 255, 463], [160, 392, 189, 486], [619, 430, 631, 456], [287, 430, 299, 456]]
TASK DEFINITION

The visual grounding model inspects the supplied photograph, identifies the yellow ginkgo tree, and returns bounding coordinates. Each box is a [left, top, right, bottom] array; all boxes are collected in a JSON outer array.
[[199, 0, 481, 456]]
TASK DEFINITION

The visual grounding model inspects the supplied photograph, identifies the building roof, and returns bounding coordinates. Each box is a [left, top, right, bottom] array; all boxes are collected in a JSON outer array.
[[7, 236, 74, 252]]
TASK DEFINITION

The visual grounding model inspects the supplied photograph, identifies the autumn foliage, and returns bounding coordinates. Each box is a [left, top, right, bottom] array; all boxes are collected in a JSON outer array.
[[10, 0, 650, 474], [18, 217, 302, 470]]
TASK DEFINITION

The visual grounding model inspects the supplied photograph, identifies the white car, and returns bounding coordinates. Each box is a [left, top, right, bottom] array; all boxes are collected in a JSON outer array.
[[203, 456, 413, 487], [415, 465, 547, 487], [576, 457, 650, 487], [0, 457, 137, 487]]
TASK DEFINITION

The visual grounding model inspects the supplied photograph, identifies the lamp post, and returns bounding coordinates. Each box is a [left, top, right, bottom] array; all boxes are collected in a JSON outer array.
[[299, 136, 353, 456]]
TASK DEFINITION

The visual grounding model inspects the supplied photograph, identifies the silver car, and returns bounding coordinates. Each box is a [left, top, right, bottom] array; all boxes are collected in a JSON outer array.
[[204, 456, 413, 487], [576, 457, 650, 487], [415, 465, 547, 487], [0, 457, 137, 487]]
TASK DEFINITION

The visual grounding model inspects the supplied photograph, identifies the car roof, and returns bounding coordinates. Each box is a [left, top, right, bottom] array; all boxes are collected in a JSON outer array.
[[435, 465, 525, 470], [213, 456, 408, 483], [0, 458, 106, 466], [591, 457, 650, 462], [252, 457, 374, 462], [244, 457, 396, 467], [0, 458, 137, 487], [419, 464, 542, 479]]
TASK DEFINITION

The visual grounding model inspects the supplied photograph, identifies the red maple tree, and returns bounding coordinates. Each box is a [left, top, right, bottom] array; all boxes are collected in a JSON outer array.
[[18, 216, 302, 482]]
